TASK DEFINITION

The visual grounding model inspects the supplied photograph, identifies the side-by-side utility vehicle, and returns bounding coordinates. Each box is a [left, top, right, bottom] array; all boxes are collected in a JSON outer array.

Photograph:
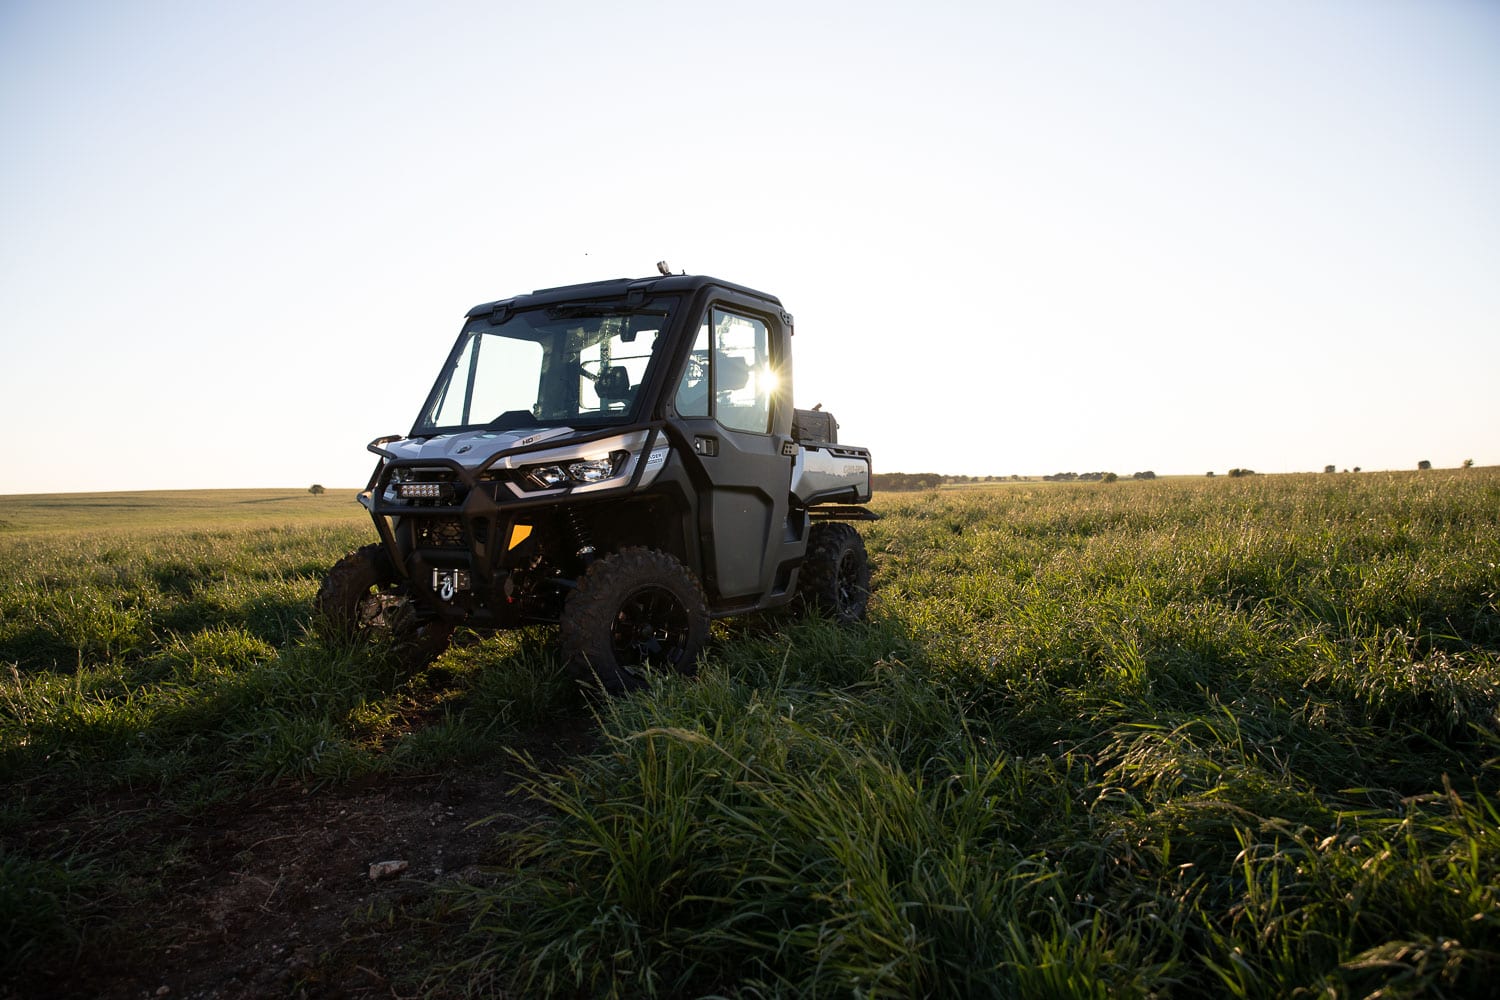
[[318, 271, 875, 689]]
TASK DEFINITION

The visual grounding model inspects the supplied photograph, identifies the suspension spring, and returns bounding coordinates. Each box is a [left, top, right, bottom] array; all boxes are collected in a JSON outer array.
[[567, 508, 596, 564]]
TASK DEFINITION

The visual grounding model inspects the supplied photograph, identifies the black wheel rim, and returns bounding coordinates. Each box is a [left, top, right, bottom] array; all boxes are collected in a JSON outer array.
[[835, 550, 861, 611], [355, 585, 435, 642], [611, 585, 691, 668], [356, 585, 408, 631]]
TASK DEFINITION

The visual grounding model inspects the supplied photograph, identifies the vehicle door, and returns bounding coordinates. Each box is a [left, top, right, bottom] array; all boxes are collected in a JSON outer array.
[[670, 302, 798, 604]]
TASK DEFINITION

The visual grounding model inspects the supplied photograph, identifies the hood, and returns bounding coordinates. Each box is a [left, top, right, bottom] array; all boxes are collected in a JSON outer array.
[[385, 426, 578, 469]]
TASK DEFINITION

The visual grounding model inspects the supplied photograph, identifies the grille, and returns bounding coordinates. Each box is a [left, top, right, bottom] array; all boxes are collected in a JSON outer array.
[[415, 517, 468, 549]]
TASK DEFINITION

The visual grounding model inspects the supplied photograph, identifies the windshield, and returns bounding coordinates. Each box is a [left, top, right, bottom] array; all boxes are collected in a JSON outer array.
[[414, 300, 676, 434]]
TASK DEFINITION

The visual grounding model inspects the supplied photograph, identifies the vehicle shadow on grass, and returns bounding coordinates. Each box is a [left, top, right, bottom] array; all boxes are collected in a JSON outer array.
[[3, 626, 604, 1000]]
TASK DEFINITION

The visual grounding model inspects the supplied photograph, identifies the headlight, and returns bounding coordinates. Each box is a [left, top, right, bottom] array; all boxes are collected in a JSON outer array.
[[521, 451, 628, 491], [523, 464, 571, 489], [567, 457, 618, 483]]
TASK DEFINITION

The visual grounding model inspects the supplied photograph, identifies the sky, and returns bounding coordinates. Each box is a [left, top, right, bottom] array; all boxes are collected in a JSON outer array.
[[1, 0, 1496, 494]]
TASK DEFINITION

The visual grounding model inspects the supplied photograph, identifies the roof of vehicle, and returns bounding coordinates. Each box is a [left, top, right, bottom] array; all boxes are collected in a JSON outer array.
[[464, 273, 783, 319]]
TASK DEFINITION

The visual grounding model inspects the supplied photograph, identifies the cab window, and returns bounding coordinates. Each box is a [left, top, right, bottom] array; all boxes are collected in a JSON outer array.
[[673, 308, 775, 433]]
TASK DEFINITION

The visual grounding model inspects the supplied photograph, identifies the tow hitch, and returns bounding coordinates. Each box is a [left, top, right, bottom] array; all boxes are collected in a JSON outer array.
[[433, 568, 470, 601]]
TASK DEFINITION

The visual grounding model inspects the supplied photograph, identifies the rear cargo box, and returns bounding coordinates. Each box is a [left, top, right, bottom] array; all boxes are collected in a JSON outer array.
[[793, 407, 838, 444]]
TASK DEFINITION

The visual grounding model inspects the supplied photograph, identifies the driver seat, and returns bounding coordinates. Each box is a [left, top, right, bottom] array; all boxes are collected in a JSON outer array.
[[593, 365, 633, 407]]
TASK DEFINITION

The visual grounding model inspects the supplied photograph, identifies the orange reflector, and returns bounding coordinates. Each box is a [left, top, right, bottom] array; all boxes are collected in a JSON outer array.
[[508, 524, 533, 550]]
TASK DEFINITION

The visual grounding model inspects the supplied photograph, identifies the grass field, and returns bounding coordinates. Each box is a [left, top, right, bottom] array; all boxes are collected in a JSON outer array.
[[0, 488, 367, 534], [2, 472, 1498, 997]]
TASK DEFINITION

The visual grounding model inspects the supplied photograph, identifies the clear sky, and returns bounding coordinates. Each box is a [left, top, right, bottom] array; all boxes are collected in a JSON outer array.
[[2, 0, 1496, 494]]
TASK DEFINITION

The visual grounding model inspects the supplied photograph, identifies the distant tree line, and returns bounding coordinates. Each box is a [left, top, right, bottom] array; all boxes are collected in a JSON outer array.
[[871, 461, 1476, 491], [873, 472, 946, 491], [872, 473, 1029, 491], [874, 471, 1159, 490], [1043, 471, 1155, 482]]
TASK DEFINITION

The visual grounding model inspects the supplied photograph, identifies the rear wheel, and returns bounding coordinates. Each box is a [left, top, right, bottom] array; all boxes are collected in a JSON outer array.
[[799, 522, 871, 623], [560, 547, 709, 692], [316, 543, 454, 665]]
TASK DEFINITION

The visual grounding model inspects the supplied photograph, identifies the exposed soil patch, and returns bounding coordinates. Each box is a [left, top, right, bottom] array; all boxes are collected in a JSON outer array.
[[17, 715, 598, 999]]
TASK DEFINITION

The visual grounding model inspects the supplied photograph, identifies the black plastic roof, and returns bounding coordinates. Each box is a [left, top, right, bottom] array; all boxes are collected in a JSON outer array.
[[464, 273, 781, 319]]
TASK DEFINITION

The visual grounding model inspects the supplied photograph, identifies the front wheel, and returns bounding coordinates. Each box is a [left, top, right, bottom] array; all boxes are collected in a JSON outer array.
[[560, 547, 709, 692], [315, 543, 454, 665], [799, 522, 871, 623]]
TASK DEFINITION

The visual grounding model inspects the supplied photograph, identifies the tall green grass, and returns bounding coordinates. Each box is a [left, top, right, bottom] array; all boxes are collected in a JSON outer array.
[[453, 471, 1500, 997], [2, 472, 1497, 996]]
